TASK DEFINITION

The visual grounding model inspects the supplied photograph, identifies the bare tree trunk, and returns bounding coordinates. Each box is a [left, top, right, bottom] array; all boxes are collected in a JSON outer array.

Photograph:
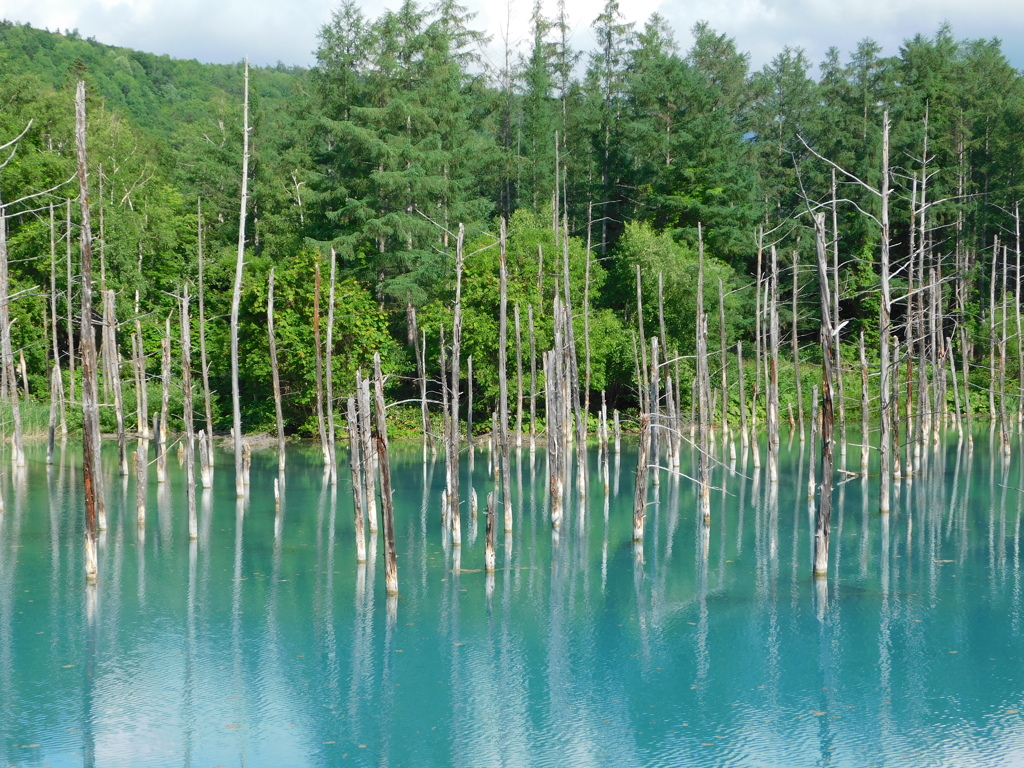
[[326, 249, 338, 484], [312, 261, 328, 466], [632, 411, 650, 541], [719, 278, 729, 436], [989, 238, 998, 420], [832, 169, 846, 451], [372, 353, 399, 596], [999, 246, 1011, 456], [358, 371, 377, 534], [49, 203, 67, 436], [65, 199, 76, 410], [791, 253, 804, 441], [180, 286, 198, 540], [768, 245, 781, 483], [76, 81, 104, 582], [268, 268, 286, 473], [529, 304, 537, 451], [636, 264, 648, 413], [738, 341, 748, 446], [136, 437, 147, 529], [813, 214, 836, 577], [514, 303, 523, 448], [134, 291, 149, 439], [449, 225, 464, 546], [485, 491, 496, 573], [498, 219, 512, 532], [467, 353, 474, 469], [859, 331, 869, 475], [584, 205, 593, 419], [562, 224, 587, 495], [1016, 203, 1023, 425], [347, 395, 366, 564], [408, 304, 432, 458], [48, 364, 62, 464], [753, 231, 763, 440], [230, 60, 250, 498], [197, 198, 213, 470], [697, 225, 712, 525], [157, 316, 170, 484], [948, 337, 963, 440], [0, 205, 25, 470], [103, 290, 128, 476], [879, 110, 893, 514]]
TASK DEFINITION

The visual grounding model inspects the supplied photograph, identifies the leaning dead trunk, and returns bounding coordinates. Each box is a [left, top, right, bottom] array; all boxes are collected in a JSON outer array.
[[76, 81, 104, 582], [372, 353, 398, 596]]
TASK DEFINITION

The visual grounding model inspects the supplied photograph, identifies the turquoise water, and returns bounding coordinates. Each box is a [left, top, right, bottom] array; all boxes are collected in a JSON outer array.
[[3, 430, 1024, 766]]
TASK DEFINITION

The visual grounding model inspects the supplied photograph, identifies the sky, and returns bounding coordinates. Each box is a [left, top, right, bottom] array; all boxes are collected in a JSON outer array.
[[4, 0, 1023, 76]]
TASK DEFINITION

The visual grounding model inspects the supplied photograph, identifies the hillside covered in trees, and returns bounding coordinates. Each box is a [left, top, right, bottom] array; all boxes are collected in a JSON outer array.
[[1, 3, 1022, 436]]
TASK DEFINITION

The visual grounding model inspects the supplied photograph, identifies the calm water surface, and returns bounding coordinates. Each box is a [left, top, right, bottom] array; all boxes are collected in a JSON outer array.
[[3, 429, 1024, 766]]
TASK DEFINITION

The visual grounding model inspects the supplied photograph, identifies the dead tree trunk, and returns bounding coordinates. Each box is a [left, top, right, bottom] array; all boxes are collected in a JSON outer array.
[[326, 249, 338, 484], [312, 260, 328, 467], [49, 202, 67, 436], [878, 110, 893, 514], [738, 341, 748, 445], [230, 59, 250, 498], [791, 253, 804, 441], [157, 316, 170, 484], [449, 225, 464, 546], [813, 213, 836, 577], [697, 225, 712, 525], [180, 286, 197, 540], [632, 412, 650, 542], [268, 268, 286, 473], [719, 277, 729, 436], [0, 204, 25, 470], [358, 370, 377, 534], [197, 198, 213, 473], [563, 224, 587, 494], [514, 303, 523, 449], [47, 364, 62, 464], [76, 81, 104, 582], [408, 303, 432, 458], [66, 199, 76, 410], [133, 291, 149, 440], [860, 331, 870, 475], [529, 304, 537, 451], [498, 218, 513, 532], [103, 290, 127, 476], [372, 353, 399, 596], [347, 395, 366, 564], [768, 245, 781, 483]]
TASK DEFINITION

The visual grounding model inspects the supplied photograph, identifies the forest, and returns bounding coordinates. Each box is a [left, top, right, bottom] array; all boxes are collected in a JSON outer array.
[[0, 1, 1022, 439]]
